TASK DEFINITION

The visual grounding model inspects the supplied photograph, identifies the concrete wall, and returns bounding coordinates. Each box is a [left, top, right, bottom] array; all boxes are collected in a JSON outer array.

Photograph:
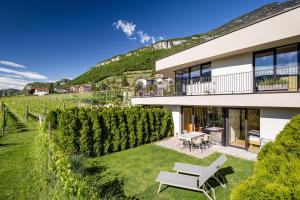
[[156, 7, 300, 72], [170, 106, 182, 135], [132, 92, 300, 108], [260, 108, 300, 141], [212, 53, 253, 75]]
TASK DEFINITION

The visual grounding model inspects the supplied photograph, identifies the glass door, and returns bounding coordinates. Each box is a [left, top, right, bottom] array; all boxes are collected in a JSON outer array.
[[182, 107, 194, 132], [228, 109, 246, 148]]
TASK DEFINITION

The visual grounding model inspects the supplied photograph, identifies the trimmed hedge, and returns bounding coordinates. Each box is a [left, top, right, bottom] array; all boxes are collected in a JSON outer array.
[[46, 107, 173, 156], [231, 114, 300, 200]]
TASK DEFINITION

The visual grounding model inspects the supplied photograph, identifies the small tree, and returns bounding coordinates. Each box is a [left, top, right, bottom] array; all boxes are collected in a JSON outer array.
[[121, 74, 129, 87], [49, 83, 54, 94]]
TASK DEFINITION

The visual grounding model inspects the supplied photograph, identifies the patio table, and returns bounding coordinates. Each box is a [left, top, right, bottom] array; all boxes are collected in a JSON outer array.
[[179, 132, 206, 151]]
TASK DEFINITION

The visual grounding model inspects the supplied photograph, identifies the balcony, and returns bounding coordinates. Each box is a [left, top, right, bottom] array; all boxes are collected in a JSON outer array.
[[135, 66, 300, 97]]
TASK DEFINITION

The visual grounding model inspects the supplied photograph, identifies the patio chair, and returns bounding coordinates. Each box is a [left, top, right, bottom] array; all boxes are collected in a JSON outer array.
[[203, 134, 212, 149], [173, 154, 227, 188], [156, 171, 216, 200], [192, 136, 205, 152]]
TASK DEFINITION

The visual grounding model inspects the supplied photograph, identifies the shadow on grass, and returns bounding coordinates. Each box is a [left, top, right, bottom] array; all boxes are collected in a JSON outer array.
[[84, 164, 138, 199], [208, 166, 234, 188], [6, 110, 28, 133], [0, 142, 19, 147], [28, 113, 39, 121], [85, 165, 106, 175]]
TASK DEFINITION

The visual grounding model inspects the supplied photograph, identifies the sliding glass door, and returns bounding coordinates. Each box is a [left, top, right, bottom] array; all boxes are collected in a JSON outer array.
[[182, 107, 194, 132], [228, 109, 246, 148]]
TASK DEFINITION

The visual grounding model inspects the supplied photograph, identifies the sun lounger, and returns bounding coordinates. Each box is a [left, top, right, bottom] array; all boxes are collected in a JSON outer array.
[[156, 171, 216, 200], [173, 154, 227, 188]]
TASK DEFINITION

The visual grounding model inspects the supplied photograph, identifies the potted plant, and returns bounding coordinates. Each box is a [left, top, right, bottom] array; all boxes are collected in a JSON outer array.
[[257, 78, 288, 91]]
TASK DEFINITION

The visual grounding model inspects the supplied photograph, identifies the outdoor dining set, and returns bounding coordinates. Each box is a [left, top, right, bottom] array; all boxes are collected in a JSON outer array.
[[178, 127, 224, 152]]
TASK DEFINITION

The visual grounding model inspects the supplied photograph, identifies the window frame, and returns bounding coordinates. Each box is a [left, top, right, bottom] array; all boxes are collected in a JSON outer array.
[[253, 43, 300, 72], [253, 42, 300, 91]]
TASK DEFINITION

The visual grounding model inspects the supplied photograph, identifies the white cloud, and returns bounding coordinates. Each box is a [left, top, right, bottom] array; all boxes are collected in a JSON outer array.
[[0, 67, 47, 80], [113, 20, 136, 37], [128, 37, 137, 40], [0, 60, 26, 68], [151, 36, 156, 44], [0, 60, 49, 90], [1, 74, 23, 79], [113, 20, 164, 45], [0, 77, 30, 90], [137, 31, 151, 44]]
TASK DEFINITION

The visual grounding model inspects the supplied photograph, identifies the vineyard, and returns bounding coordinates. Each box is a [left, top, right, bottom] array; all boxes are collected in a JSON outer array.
[[1, 93, 92, 120]]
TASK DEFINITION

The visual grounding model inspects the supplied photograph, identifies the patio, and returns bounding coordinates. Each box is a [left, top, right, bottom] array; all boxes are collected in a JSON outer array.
[[156, 136, 257, 161]]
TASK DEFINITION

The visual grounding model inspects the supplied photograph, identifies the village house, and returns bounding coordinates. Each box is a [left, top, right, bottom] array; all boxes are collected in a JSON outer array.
[[70, 85, 92, 93], [33, 88, 49, 96]]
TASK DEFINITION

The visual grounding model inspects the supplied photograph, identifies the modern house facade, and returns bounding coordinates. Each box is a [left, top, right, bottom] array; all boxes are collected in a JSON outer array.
[[132, 6, 300, 153]]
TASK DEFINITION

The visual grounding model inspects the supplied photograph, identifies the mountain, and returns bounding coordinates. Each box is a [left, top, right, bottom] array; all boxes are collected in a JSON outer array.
[[0, 88, 20, 97], [23, 79, 71, 91], [70, 0, 300, 86]]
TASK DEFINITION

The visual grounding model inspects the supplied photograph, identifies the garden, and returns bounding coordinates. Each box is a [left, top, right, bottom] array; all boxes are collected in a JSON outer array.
[[0, 94, 299, 199]]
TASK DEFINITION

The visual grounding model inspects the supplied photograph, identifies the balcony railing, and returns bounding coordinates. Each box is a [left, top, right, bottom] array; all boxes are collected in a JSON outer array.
[[134, 66, 300, 97]]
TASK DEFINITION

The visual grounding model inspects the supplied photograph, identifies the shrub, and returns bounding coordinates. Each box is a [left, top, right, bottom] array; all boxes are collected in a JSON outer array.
[[79, 108, 93, 156], [47, 106, 173, 157], [231, 114, 300, 200], [90, 109, 102, 156], [126, 108, 136, 148], [57, 108, 81, 154], [69, 154, 85, 174], [118, 110, 128, 150], [102, 109, 112, 154]]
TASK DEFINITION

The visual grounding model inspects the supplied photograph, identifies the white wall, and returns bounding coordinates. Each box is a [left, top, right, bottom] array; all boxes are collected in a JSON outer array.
[[170, 106, 182, 136], [260, 108, 300, 141], [132, 92, 300, 108], [212, 53, 252, 75]]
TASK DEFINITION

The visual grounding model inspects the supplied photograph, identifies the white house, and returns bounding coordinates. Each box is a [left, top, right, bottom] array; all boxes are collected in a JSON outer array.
[[132, 6, 300, 153], [33, 88, 49, 96]]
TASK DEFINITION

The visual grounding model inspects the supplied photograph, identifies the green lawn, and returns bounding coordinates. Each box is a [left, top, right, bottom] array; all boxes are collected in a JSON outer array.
[[0, 115, 39, 199], [0, 108, 255, 200], [85, 144, 255, 200]]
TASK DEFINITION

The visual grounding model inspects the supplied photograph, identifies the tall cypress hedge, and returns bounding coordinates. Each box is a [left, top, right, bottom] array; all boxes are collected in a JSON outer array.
[[46, 107, 173, 156], [231, 114, 300, 200]]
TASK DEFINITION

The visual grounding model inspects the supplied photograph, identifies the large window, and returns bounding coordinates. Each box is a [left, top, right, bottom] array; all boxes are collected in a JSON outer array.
[[201, 63, 212, 80], [175, 62, 212, 93], [175, 68, 189, 95], [254, 43, 299, 91], [276, 44, 298, 75], [255, 50, 274, 74], [255, 44, 299, 74], [190, 65, 201, 79], [194, 107, 223, 129]]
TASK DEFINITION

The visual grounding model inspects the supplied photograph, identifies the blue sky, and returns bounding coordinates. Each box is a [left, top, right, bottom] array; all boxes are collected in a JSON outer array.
[[0, 0, 283, 89]]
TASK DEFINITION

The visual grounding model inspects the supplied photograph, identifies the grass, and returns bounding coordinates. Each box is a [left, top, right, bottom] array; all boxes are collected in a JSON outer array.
[[0, 115, 39, 199], [85, 144, 255, 200], [0, 105, 255, 199]]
